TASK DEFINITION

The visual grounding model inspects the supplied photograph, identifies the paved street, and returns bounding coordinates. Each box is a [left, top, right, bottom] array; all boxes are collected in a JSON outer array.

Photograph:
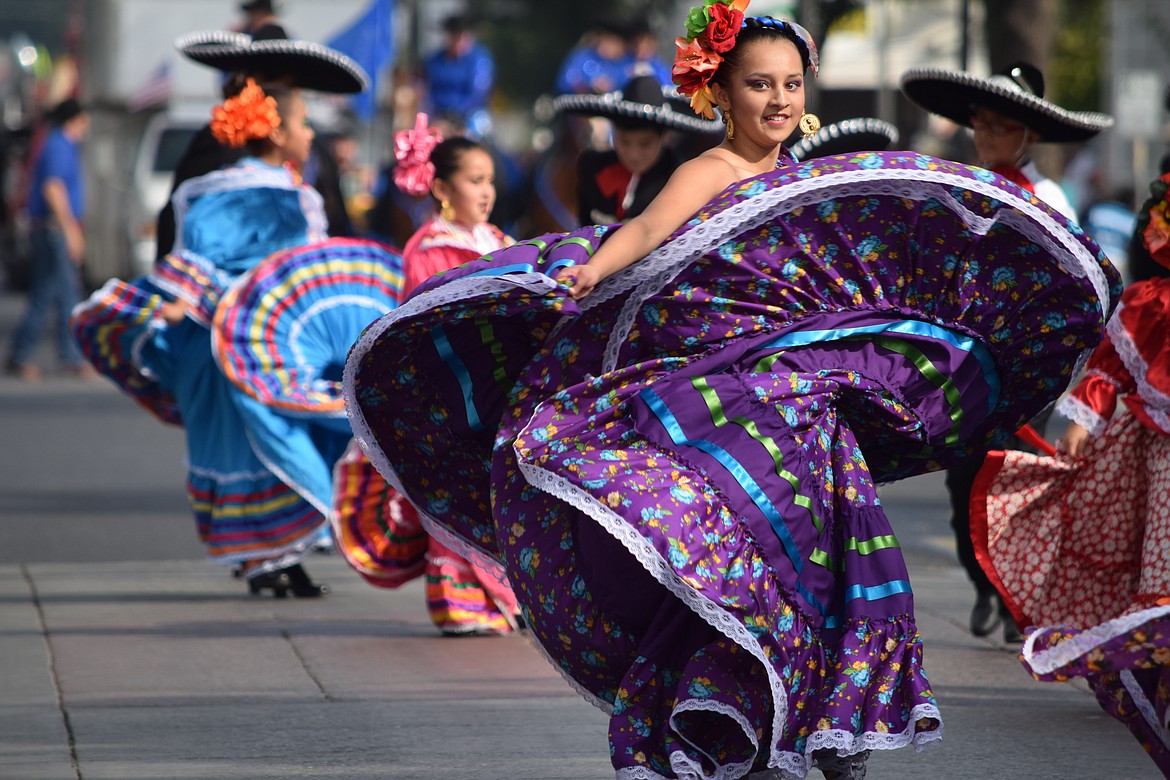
[[0, 289, 1158, 779]]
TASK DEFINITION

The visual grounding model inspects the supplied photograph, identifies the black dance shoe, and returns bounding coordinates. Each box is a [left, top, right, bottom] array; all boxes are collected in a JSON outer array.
[[1001, 607, 1024, 644], [247, 564, 328, 598], [969, 591, 1001, 637]]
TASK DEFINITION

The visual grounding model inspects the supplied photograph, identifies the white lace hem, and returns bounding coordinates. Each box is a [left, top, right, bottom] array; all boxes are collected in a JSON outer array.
[[517, 451, 944, 773], [1107, 303, 1170, 433], [1120, 669, 1170, 753], [669, 698, 758, 780], [1022, 603, 1170, 675], [1055, 394, 1107, 438]]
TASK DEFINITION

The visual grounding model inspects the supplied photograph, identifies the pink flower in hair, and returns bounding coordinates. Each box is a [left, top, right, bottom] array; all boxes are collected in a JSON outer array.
[[393, 113, 443, 196]]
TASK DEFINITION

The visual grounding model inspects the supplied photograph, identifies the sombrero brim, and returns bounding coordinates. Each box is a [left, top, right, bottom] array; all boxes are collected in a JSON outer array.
[[177, 31, 369, 94], [553, 88, 723, 134], [901, 68, 1112, 143], [790, 118, 900, 162]]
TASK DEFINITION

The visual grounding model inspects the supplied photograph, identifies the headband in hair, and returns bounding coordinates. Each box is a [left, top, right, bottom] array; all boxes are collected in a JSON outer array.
[[209, 78, 281, 148], [749, 16, 819, 75], [393, 113, 443, 197]]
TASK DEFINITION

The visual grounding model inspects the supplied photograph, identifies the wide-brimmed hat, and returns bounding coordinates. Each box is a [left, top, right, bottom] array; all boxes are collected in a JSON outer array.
[[900, 62, 1112, 143], [553, 75, 723, 134], [790, 117, 899, 162], [176, 30, 369, 94]]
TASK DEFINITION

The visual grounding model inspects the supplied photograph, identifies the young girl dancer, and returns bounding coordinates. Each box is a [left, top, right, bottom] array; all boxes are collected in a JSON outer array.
[[342, 2, 1119, 777], [334, 115, 520, 636]]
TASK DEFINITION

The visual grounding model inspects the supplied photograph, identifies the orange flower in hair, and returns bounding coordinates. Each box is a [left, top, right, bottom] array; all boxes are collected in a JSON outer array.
[[210, 79, 282, 148]]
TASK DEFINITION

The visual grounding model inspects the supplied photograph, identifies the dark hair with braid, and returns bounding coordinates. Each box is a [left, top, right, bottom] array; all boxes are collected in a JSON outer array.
[[430, 136, 488, 186], [712, 17, 814, 88]]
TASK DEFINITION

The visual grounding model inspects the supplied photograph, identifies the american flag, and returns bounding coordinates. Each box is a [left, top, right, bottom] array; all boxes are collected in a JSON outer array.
[[128, 61, 172, 112]]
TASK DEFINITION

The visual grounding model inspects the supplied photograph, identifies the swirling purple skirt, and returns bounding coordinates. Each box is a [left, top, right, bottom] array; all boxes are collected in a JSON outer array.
[[344, 152, 1120, 778]]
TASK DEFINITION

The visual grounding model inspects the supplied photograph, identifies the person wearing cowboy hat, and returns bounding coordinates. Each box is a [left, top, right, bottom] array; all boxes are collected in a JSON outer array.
[[154, 30, 369, 259], [901, 61, 1113, 222], [553, 74, 721, 226], [901, 60, 1114, 646]]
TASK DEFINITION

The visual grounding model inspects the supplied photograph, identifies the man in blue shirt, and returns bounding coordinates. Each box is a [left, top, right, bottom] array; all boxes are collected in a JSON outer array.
[[422, 14, 495, 138], [6, 99, 91, 381]]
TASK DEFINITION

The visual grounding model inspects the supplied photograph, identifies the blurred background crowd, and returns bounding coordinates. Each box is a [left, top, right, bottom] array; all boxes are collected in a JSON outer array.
[[0, 0, 1167, 292]]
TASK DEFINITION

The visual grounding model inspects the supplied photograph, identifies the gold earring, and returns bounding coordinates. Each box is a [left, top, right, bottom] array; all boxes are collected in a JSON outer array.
[[439, 200, 455, 221], [799, 111, 821, 139], [722, 110, 735, 141]]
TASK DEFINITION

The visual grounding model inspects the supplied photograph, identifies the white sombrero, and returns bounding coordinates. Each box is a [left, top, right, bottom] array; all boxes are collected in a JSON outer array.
[[790, 118, 900, 162], [900, 62, 1112, 143], [177, 30, 369, 95]]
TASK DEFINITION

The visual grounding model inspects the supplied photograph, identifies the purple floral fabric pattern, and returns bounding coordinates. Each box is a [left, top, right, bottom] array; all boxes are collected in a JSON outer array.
[[345, 152, 1120, 778]]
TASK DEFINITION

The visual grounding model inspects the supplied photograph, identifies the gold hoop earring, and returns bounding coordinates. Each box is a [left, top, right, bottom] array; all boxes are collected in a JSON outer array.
[[722, 111, 735, 141], [439, 200, 455, 222], [799, 111, 821, 139]]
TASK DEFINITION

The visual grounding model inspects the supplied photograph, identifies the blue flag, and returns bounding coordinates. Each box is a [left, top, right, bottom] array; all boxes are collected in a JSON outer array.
[[327, 0, 395, 121]]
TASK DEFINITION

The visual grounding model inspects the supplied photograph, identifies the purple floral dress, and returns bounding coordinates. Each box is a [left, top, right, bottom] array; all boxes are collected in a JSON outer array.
[[343, 152, 1120, 779]]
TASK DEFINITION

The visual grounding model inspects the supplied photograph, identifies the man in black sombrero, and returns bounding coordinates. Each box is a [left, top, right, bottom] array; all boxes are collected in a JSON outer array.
[[901, 61, 1114, 644], [154, 30, 369, 259], [902, 61, 1112, 221], [553, 74, 721, 227]]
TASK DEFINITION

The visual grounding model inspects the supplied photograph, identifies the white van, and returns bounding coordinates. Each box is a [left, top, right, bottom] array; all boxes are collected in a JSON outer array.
[[129, 112, 203, 275]]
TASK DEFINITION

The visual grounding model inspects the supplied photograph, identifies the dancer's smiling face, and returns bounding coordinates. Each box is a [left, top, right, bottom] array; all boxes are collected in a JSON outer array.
[[432, 147, 496, 226], [712, 36, 807, 148]]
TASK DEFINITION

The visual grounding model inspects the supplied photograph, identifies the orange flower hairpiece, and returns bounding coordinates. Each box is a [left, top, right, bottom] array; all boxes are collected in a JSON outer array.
[[672, 0, 750, 119], [210, 78, 282, 148]]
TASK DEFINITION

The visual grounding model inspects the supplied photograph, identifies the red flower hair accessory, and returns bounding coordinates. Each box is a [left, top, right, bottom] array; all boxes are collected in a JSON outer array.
[[210, 78, 282, 148], [1141, 172, 1170, 270], [392, 113, 443, 197], [673, 0, 750, 119]]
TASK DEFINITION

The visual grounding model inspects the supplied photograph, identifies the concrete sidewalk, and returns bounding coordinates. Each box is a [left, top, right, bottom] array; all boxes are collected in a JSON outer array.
[[0, 551, 1158, 779]]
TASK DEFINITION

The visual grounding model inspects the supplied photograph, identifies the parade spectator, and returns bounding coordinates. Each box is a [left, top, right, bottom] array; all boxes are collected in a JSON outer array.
[[5, 99, 92, 382], [1081, 185, 1137, 285], [552, 74, 721, 226], [900, 61, 1113, 644], [421, 14, 495, 139], [623, 16, 673, 85], [238, 0, 287, 40], [554, 20, 630, 95]]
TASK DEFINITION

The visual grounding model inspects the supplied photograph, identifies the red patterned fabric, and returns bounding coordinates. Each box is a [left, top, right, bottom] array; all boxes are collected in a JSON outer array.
[[972, 416, 1170, 630]]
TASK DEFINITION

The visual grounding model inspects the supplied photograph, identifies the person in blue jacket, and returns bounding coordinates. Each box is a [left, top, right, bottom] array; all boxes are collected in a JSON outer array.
[[422, 14, 495, 138]]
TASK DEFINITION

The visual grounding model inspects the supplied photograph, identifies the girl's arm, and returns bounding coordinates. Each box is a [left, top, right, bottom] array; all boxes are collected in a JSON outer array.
[[558, 154, 739, 299]]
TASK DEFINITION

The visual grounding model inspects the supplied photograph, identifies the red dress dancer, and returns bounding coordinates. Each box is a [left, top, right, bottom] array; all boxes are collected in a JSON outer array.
[[972, 172, 1170, 777]]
